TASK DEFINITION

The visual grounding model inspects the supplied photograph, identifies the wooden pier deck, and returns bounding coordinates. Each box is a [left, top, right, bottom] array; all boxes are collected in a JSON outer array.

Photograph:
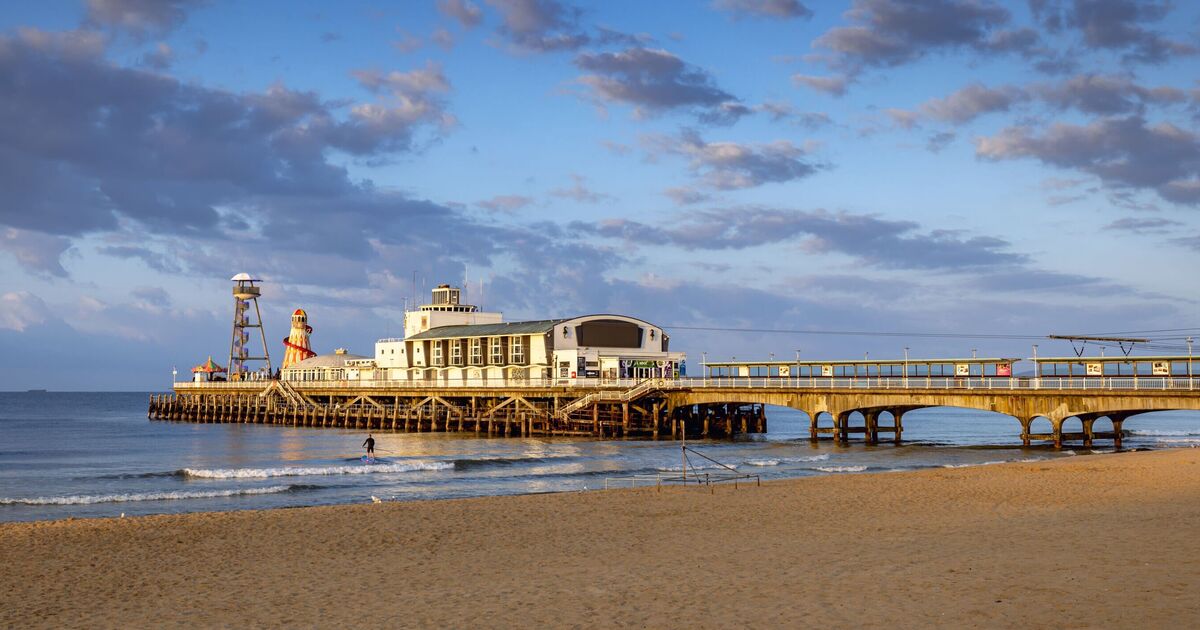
[[151, 379, 767, 439], [154, 376, 1200, 446]]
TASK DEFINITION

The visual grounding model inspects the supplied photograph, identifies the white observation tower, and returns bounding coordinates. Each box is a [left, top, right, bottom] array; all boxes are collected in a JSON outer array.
[[229, 273, 272, 380]]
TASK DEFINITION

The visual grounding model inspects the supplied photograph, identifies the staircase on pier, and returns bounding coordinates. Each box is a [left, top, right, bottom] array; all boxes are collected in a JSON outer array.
[[556, 379, 663, 419]]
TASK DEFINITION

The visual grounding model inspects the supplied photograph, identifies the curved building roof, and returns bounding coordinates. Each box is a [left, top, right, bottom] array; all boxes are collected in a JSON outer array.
[[405, 319, 568, 340], [402, 314, 666, 341], [287, 351, 367, 369]]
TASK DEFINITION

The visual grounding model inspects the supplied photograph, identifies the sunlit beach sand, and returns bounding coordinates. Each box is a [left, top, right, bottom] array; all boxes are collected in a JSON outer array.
[[4, 448, 1199, 628]]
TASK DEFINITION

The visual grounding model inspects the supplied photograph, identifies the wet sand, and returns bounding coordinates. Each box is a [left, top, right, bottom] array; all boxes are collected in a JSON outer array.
[[3, 448, 1200, 628]]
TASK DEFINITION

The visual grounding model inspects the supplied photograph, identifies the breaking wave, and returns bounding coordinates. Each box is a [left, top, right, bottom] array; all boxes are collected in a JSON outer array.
[[813, 465, 868, 473], [183, 461, 453, 479], [942, 457, 1046, 469], [1129, 430, 1200, 437], [1156, 437, 1200, 446], [656, 462, 738, 472], [743, 454, 831, 467], [451, 456, 570, 471], [0, 485, 308, 506]]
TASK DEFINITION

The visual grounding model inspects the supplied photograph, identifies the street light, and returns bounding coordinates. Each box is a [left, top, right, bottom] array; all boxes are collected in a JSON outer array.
[[172, 366, 178, 384], [903, 347, 909, 387], [702, 351, 708, 378], [1032, 344, 1040, 389], [1188, 337, 1194, 388]]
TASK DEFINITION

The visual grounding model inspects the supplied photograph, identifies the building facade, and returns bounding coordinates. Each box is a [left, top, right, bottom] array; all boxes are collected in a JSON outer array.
[[282, 348, 369, 382], [341, 285, 685, 384]]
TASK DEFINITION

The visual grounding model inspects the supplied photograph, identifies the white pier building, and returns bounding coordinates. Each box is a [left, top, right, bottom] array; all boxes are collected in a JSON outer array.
[[284, 284, 685, 384]]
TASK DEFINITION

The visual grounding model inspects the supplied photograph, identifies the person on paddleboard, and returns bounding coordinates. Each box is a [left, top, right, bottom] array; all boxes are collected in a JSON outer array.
[[362, 434, 375, 459]]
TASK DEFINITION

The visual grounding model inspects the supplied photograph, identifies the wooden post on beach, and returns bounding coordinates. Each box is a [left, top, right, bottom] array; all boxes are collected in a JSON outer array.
[[622, 403, 629, 437], [592, 404, 599, 436]]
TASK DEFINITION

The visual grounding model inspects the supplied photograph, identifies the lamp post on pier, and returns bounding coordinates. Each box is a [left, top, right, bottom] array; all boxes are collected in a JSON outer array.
[[795, 349, 801, 384], [903, 347, 909, 388], [702, 352, 707, 378], [1032, 344, 1040, 389], [172, 366, 177, 385], [1188, 337, 1194, 389]]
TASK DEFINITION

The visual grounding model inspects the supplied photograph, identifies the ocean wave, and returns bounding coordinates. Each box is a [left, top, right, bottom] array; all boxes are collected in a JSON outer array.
[[941, 457, 1046, 469], [92, 470, 183, 480], [1156, 437, 1200, 446], [0, 485, 307, 506], [452, 456, 567, 471], [942, 460, 1006, 468], [183, 461, 453, 479], [1129, 430, 1200, 437], [656, 462, 738, 472], [743, 453, 830, 467], [813, 465, 868, 473]]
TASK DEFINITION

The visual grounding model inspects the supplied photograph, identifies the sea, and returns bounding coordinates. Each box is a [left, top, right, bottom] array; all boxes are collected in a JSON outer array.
[[3, 391, 1199, 523]]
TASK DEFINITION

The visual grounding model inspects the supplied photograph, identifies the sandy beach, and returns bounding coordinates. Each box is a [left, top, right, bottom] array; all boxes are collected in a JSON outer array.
[[3, 448, 1200, 628]]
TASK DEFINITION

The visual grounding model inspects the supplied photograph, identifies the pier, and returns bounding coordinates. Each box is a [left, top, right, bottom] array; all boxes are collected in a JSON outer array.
[[152, 371, 1200, 448], [160, 277, 1200, 448]]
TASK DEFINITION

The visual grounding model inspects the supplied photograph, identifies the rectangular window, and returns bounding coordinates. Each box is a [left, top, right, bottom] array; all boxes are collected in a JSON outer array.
[[490, 337, 503, 364], [511, 337, 525, 364], [450, 341, 463, 366], [432, 341, 443, 366], [470, 338, 482, 365]]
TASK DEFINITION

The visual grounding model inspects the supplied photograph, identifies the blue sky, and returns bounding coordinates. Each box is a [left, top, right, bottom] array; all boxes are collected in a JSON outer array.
[[0, 0, 1198, 389]]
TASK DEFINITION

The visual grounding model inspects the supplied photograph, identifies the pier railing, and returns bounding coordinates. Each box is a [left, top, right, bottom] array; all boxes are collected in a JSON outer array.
[[175, 376, 1199, 392]]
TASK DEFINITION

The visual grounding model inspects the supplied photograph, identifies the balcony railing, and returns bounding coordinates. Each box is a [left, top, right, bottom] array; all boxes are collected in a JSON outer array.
[[174, 376, 1199, 392]]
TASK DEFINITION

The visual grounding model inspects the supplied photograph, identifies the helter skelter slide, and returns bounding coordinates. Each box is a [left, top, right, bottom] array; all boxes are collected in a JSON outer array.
[[281, 309, 317, 368]]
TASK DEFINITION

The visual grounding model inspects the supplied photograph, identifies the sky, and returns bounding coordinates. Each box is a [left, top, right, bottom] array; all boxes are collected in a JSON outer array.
[[0, 0, 1198, 390]]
